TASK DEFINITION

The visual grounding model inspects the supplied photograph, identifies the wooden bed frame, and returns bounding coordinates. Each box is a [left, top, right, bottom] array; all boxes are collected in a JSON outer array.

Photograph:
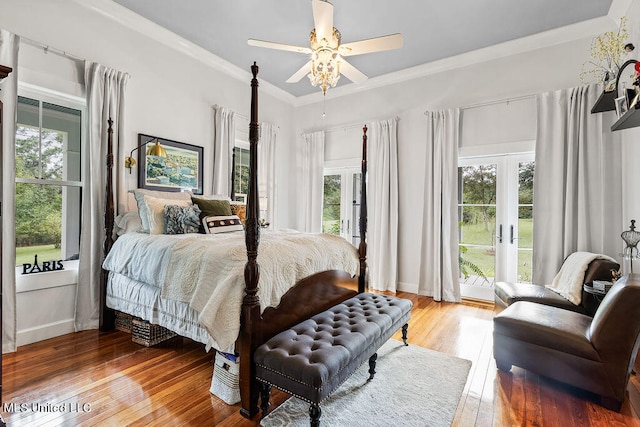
[[100, 62, 369, 419]]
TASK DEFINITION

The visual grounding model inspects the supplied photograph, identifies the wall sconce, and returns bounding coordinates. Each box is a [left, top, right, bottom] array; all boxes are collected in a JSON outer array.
[[125, 139, 167, 173]]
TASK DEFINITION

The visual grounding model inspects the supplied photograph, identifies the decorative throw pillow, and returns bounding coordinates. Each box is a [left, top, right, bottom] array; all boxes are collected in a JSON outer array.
[[230, 203, 247, 226], [191, 196, 232, 219], [144, 195, 192, 234], [164, 204, 202, 234], [130, 189, 192, 233], [203, 215, 244, 234]]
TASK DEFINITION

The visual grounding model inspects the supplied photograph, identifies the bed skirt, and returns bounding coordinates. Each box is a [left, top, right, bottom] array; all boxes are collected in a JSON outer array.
[[106, 271, 213, 347]]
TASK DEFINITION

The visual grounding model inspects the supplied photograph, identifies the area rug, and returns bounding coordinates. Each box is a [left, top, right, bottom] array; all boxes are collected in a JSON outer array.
[[260, 339, 472, 427]]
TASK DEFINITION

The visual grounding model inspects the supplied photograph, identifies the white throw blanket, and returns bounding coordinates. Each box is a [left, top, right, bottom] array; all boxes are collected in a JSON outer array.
[[103, 230, 359, 352], [546, 252, 616, 305]]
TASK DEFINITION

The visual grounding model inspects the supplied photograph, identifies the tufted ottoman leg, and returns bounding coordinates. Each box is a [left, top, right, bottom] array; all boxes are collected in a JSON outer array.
[[402, 323, 409, 345], [309, 403, 321, 427], [368, 352, 378, 380], [259, 382, 271, 416]]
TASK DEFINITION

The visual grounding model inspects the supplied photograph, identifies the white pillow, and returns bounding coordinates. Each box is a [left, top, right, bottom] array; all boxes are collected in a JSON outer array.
[[114, 211, 142, 236], [143, 195, 192, 234], [130, 189, 192, 232], [202, 215, 244, 234]]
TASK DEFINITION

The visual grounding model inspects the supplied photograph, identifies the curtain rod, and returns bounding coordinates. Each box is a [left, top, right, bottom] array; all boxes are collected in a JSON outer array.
[[213, 104, 279, 130], [303, 115, 399, 136], [21, 36, 131, 77], [460, 94, 535, 111], [22, 37, 85, 63]]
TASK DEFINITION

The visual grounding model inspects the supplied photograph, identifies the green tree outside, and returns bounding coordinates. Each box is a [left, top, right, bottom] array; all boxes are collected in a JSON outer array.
[[15, 126, 64, 263]]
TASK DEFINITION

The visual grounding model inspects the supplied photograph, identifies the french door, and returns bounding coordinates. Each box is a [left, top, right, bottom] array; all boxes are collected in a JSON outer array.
[[323, 167, 361, 246], [458, 154, 534, 300]]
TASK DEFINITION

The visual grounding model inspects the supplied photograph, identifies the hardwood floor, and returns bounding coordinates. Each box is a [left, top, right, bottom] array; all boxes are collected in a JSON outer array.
[[3, 292, 640, 426]]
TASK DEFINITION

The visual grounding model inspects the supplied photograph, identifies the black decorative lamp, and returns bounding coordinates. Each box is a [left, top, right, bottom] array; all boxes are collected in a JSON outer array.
[[124, 138, 167, 173]]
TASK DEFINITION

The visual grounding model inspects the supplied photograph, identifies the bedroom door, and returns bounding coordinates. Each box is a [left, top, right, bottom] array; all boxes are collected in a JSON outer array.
[[322, 167, 361, 246], [458, 154, 534, 300]]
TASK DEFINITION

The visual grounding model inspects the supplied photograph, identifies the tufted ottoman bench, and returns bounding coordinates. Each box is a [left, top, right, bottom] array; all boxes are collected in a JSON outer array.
[[254, 292, 412, 426]]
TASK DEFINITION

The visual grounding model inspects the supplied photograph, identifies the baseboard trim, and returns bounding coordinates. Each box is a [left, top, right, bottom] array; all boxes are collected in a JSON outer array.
[[17, 319, 75, 347]]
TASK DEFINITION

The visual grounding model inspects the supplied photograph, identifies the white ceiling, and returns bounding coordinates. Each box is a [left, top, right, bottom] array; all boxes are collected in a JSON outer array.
[[111, 0, 615, 98]]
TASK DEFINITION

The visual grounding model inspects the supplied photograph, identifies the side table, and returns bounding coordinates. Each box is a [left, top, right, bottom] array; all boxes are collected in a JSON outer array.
[[583, 283, 611, 316]]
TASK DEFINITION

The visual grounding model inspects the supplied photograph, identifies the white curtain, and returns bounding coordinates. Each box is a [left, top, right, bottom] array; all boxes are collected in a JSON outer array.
[[259, 123, 277, 228], [533, 83, 619, 283], [299, 131, 325, 233], [213, 106, 235, 197], [367, 118, 399, 292], [1, 29, 19, 353], [419, 109, 461, 302], [76, 62, 128, 331]]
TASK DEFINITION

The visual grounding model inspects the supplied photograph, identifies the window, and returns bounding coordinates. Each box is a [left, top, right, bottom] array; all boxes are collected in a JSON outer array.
[[231, 117, 268, 220], [232, 145, 249, 204], [323, 167, 361, 246], [15, 94, 83, 267]]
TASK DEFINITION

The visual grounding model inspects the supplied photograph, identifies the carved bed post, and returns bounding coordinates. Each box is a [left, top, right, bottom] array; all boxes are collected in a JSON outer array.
[[100, 117, 116, 331], [358, 125, 368, 293], [239, 62, 261, 418]]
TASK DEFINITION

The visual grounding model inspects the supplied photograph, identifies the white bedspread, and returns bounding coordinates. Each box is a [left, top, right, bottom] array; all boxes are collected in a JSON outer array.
[[103, 230, 359, 352], [546, 251, 616, 305]]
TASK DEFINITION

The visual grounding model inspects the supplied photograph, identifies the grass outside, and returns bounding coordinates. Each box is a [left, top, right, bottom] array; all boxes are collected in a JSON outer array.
[[460, 218, 533, 283], [16, 244, 61, 267]]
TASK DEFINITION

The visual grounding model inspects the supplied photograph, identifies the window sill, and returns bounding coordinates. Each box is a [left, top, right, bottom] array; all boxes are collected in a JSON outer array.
[[16, 260, 79, 293]]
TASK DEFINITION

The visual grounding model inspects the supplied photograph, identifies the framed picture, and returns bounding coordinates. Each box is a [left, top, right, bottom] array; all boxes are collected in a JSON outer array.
[[137, 134, 203, 194], [614, 96, 628, 118]]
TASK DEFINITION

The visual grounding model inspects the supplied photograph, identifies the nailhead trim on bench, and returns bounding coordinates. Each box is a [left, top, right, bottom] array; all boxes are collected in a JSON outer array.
[[254, 292, 412, 425]]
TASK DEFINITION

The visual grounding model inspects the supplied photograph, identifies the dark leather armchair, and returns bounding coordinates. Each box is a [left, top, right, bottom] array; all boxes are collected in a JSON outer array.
[[493, 274, 640, 411], [494, 258, 620, 316]]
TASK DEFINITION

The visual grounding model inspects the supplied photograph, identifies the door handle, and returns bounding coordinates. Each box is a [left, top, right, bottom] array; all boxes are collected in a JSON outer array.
[[498, 224, 503, 243], [510, 225, 518, 244]]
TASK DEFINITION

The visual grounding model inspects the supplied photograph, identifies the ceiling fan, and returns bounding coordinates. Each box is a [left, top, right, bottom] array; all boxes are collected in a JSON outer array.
[[248, 0, 403, 95]]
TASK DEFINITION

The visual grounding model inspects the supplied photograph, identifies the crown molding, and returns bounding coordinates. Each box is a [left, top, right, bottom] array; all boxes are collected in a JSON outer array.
[[73, 0, 296, 105], [293, 15, 616, 106], [72, 0, 631, 108]]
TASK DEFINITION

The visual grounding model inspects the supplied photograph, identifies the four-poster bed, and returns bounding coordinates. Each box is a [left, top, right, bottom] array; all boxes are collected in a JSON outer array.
[[99, 62, 370, 418]]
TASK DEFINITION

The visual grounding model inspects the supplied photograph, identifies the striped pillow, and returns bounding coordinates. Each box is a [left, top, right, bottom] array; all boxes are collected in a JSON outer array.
[[203, 215, 244, 234]]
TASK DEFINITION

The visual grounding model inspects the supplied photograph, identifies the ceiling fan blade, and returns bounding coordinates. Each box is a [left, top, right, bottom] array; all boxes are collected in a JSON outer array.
[[248, 39, 311, 54], [286, 61, 312, 83], [339, 33, 403, 57], [339, 59, 367, 83], [312, 0, 333, 42]]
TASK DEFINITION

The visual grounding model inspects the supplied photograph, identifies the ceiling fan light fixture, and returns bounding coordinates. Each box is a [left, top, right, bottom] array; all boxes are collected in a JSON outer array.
[[308, 28, 342, 94], [248, 0, 402, 95]]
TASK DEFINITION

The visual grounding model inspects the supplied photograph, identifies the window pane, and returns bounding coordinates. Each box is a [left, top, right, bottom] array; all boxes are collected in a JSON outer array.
[[459, 205, 496, 246], [16, 97, 82, 181], [15, 183, 81, 267], [518, 249, 533, 283], [323, 174, 341, 235], [459, 164, 496, 205], [458, 163, 497, 287], [518, 161, 534, 205], [351, 172, 361, 246], [233, 147, 249, 202]]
